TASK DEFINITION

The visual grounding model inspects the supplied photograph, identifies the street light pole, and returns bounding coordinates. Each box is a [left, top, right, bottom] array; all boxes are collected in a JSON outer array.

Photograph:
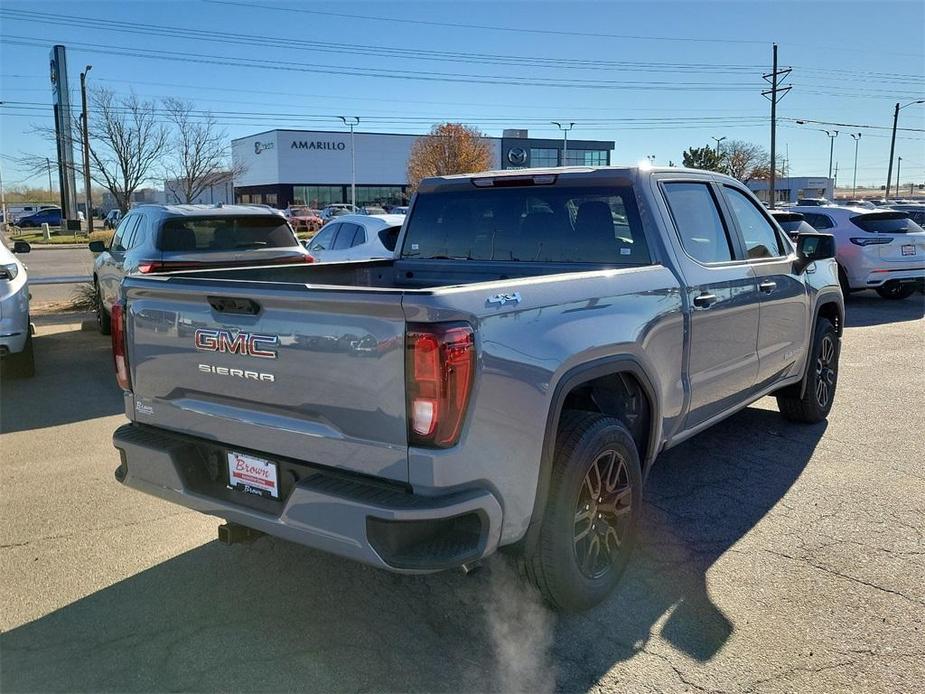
[[824, 129, 838, 181], [551, 121, 574, 166], [896, 156, 902, 198], [46, 157, 53, 197], [886, 100, 924, 198], [339, 116, 359, 209], [711, 136, 726, 156], [80, 64, 93, 232], [849, 133, 861, 198]]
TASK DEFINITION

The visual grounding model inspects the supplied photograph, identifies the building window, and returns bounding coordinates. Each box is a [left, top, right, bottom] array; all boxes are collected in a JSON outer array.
[[564, 150, 609, 167], [530, 148, 559, 167], [293, 186, 344, 208]]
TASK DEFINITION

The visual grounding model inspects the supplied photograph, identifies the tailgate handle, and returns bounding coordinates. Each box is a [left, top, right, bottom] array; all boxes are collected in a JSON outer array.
[[207, 296, 261, 315]]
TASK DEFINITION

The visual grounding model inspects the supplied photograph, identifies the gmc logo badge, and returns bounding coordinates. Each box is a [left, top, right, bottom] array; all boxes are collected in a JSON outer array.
[[194, 329, 279, 359]]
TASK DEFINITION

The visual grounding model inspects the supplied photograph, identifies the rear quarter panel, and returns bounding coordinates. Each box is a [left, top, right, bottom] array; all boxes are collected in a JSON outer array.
[[402, 265, 684, 544]]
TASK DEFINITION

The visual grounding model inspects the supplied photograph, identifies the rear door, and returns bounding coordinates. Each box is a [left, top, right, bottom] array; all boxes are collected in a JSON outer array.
[[124, 277, 409, 481], [721, 185, 808, 386], [659, 178, 761, 428]]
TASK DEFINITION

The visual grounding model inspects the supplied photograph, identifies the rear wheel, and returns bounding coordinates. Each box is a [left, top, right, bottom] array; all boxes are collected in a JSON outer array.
[[776, 318, 839, 423], [96, 282, 111, 335], [875, 282, 915, 300], [523, 412, 642, 611]]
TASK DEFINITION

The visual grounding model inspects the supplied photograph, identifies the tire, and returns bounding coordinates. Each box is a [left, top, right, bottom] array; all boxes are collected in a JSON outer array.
[[96, 283, 111, 335], [776, 318, 839, 423], [875, 282, 915, 300], [524, 412, 642, 612], [3, 332, 35, 378]]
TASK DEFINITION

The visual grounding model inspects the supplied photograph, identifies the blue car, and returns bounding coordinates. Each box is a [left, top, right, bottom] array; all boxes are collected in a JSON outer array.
[[17, 208, 62, 228]]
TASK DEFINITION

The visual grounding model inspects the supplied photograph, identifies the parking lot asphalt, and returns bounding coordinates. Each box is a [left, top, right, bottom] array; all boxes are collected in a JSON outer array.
[[1, 294, 923, 693]]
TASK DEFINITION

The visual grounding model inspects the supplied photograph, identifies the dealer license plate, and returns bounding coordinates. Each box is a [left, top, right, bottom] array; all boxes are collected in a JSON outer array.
[[227, 451, 279, 499], [901, 244, 916, 256]]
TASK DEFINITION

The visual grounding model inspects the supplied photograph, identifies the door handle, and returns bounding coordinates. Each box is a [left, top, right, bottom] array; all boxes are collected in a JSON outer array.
[[759, 280, 777, 294], [693, 292, 718, 308]]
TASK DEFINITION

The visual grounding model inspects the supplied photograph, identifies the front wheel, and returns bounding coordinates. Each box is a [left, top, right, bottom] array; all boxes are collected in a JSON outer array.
[[523, 412, 642, 611], [875, 282, 915, 300], [776, 318, 839, 423]]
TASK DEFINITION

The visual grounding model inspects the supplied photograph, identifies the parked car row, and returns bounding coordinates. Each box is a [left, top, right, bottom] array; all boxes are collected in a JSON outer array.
[[771, 204, 925, 299]]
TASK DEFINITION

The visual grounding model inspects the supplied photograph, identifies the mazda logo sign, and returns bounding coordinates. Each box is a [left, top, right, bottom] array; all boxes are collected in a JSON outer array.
[[507, 147, 527, 166]]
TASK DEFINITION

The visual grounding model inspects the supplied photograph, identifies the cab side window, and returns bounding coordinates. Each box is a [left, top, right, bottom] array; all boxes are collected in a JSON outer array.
[[662, 182, 735, 263], [722, 186, 784, 259]]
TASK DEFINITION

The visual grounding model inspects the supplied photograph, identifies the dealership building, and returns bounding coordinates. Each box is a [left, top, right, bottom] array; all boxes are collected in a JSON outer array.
[[231, 128, 615, 209]]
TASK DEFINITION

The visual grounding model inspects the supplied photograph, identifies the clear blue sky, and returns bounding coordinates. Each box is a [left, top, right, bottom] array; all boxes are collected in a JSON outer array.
[[1, 0, 923, 191]]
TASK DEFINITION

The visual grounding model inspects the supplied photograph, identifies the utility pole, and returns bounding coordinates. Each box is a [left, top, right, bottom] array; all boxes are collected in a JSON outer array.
[[339, 116, 359, 210], [46, 157, 53, 198], [762, 43, 791, 209], [886, 100, 925, 198], [80, 64, 93, 232], [896, 157, 902, 198], [849, 133, 861, 198], [552, 121, 575, 166], [711, 136, 726, 156]]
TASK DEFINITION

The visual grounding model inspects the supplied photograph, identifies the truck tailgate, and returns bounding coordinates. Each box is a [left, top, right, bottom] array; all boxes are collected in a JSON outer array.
[[123, 277, 408, 482]]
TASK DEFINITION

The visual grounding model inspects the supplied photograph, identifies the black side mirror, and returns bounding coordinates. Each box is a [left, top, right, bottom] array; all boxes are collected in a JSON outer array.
[[12, 241, 31, 254], [88, 240, 106, 253], [794, 233, 836, 273]]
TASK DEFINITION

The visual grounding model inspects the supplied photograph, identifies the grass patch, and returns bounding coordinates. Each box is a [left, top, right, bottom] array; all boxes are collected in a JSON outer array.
[[10, 229, 114, 246], [70, 282, 98, 311]]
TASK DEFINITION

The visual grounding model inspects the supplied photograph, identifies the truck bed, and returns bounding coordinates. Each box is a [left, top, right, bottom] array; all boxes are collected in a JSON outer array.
[[173, 257, 631, 291]]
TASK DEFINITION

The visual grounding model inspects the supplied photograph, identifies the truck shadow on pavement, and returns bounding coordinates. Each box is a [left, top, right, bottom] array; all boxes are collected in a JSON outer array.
[[1, 406, 824, 693], [0, 328, 123, 434], [843, 291, 924, 327]]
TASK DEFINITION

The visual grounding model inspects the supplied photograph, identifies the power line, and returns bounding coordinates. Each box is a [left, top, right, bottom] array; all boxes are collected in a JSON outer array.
[[0, 35, 764, 91], [0, 7, 765, 74], [204, 0, 925, 57]]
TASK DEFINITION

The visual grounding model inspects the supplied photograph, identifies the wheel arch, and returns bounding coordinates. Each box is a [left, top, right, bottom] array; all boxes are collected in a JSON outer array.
[[521, 356, 661, 552]]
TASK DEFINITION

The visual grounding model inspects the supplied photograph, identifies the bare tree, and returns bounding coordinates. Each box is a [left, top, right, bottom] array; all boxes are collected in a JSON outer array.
[[162, 98, 244, 204], [81, 87, 170, 213], [721, 140, 770, 184], [407, 123, 494, 191]]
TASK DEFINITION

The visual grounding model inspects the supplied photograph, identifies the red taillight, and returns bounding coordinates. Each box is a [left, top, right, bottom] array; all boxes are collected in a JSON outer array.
[[406, 323, 475, 448], [137, 261, 162, 273], [302, 253, 315, 263], [111, 301, 131, 391]]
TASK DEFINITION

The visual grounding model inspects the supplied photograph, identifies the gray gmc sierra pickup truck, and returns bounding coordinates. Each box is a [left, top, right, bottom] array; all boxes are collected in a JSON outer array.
[[111, 166, 844, 610]]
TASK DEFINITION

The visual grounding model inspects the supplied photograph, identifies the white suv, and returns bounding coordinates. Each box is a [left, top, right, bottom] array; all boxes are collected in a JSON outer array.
[[791, 206, 925, 299]]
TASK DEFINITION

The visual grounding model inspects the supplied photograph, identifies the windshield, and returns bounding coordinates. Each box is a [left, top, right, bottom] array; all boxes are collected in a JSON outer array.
[[400, 184, 650, 264], [157, 215, 298, 251]]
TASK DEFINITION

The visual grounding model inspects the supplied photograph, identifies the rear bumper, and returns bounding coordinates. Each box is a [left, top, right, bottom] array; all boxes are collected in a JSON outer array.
[[863, 267, 925, 288], [112, 423, 502, 573]]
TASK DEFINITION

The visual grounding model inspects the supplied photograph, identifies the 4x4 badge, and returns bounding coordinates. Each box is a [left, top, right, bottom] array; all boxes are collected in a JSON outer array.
[[487, 292, 521, 306]]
